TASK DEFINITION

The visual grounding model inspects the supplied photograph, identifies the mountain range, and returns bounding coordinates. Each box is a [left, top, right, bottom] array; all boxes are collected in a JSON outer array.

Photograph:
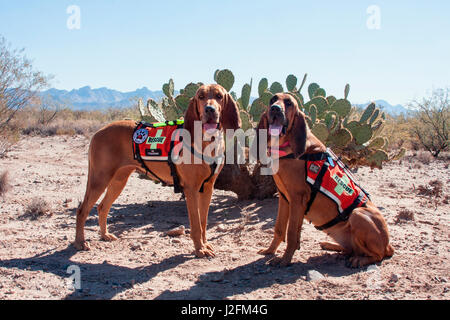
[[41, 86, 167, 110], [41, 86, 411, 116]]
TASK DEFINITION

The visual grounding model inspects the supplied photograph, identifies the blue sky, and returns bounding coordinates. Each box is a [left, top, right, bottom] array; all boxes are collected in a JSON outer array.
[[0, 0, 449, 105]]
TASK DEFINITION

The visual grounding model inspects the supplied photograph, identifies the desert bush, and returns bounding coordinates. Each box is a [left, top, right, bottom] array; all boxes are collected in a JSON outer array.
[[409, 88, 450, 157], [395, 209, 415, 224], [0, 170, 11, 196], [0, 35, 50, 130], [413, 151, 434, 165], [0, 127, 19, 158], [22, 198, 52, 220], [417, 179, 444, 198]]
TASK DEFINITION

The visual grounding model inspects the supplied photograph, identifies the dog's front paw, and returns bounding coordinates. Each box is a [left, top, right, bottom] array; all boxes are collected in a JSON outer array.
[[258, 248, 275, 256], [195, 247, 216, 258], [73, 240, 91, 251], [101, 233, 118, 242], [204, 242, 214, 252]]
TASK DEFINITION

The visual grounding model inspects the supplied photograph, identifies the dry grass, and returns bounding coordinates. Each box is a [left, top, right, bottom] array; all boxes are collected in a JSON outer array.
[[413, 151, 434, 165], [22, 198, 52, 220], [0, 171, 11, 196], [395, 209, 415, 224], [10, 106, 139, 138], [417, 179, 444, 198]]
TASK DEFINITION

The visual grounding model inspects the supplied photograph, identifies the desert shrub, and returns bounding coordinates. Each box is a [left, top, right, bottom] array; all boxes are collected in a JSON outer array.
[[0, 36, 50, 130], [22, 198, 52, 220], [0, 128, 19, 158], [417, 179, 443, 198], [395, 209, 415, 224], [408, 88, 450, 157], [0, 171, 11, 196], [413, 151, 434, 165]]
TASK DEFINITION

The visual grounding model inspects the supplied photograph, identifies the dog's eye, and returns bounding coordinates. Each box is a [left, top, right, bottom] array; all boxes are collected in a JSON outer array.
[[216, 94, 223, 100], [270, 96, 278, 105], [198, 95, 205, 100], [284, 99, 293, 107]]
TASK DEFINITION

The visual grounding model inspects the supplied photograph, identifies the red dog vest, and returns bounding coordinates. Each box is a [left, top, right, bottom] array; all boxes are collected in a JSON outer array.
[[304, 153, 369, 215], [132, 120, 184, 161]]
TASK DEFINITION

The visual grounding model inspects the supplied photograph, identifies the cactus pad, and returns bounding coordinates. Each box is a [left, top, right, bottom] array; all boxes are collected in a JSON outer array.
[[328, 128, 352, 147], [331, 99, 351, 117], [175, 94, 190, 113], [269, 82, 284, 94], [368, 137, 385, 149], [147, 99, 166, 122], [350, 123, 373, 145], [216, 69, 235, 91], [311, 123, 329, 143], [314, 88, 326, 98], [359, 102, 375, 123], [308, 83, 320, 100], [241, 83, 252, 111], [286, 74, 297, 92], [184, 83, 200, 98], [367, 149, 388, 168], [258, 78, 269, 97]]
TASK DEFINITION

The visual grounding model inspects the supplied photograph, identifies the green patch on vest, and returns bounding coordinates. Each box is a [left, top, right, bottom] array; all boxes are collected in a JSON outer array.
[[332, 173, 354, 196]]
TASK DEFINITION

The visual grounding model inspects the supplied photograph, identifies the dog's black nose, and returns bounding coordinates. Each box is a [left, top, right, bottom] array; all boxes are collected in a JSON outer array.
[[205, 105, 216, 113], [270, 104, 282, 112]]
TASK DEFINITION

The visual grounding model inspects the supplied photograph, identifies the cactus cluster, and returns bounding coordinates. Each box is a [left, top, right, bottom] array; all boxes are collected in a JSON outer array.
[[299, 81, 404, 168], [138, 79, 202, 124], [137, 70, 404, 169]]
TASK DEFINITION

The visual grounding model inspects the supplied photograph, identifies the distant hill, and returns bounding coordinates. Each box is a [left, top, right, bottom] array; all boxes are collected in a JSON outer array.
[[354, 100, 410, 117], [41, 86, 167, 110], [41, 86, 412, 117]]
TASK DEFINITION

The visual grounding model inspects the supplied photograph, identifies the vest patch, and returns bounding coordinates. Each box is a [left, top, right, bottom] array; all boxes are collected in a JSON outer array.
[[306, 155, 368, 214], [133, 120, 183, 161]]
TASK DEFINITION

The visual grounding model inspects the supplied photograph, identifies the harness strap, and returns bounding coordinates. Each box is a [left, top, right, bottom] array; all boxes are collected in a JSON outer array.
[[168, 136, 183, 194], [303, 159, 329, 216], [315, 192, 367, 231]]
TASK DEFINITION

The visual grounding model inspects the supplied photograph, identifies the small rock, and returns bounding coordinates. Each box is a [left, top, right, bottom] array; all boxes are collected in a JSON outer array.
[[216, 224, 227, 232], [389, 273, 400, 283], [130, 242, 143, 251], [306, 270, 325, 282], [366, 264, 379, 273], [166, 225, 185, 237], [200, 271, 225, 282], [171, 238, 181, 244]]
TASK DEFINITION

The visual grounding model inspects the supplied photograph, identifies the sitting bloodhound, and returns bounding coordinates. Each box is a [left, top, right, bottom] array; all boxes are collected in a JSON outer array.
[[256, 93, 394, 267], [74, 84, 241, 258]]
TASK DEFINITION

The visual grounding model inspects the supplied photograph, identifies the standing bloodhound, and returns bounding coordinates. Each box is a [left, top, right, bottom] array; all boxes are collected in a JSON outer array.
[[74, 84, 241, 258], [256, 93, 394, 267]]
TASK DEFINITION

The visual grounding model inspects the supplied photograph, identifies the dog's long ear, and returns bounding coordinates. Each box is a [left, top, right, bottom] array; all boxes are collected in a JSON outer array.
[[184, 97, 200, 138], [221, 93, 241, 130], [256, 110, 269, 130], [287, 110, 308, 158]]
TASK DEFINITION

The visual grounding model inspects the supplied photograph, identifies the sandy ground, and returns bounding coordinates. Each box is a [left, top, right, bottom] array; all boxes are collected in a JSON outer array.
[[0, 135, 449, 300]]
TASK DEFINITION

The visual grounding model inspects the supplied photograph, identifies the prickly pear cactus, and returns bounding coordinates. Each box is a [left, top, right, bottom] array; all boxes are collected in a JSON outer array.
[[215, 69, 235, 92], [286, 74, 297, 92], [136, 71, 402, 172]]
